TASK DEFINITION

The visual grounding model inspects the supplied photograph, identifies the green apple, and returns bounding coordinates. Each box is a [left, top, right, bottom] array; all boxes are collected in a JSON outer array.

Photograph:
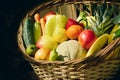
[[52, 27, 68, 43]]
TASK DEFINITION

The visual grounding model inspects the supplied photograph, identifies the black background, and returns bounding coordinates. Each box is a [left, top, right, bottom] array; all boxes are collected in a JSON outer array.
[[0, 0, 120, 80], [0, 0, 49, 80]]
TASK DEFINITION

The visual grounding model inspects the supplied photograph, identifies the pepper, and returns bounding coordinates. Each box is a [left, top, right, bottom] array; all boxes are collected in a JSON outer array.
[[44, 14, 68, 43], [44, 14, 67, 35], [44, 15, 56, 36]]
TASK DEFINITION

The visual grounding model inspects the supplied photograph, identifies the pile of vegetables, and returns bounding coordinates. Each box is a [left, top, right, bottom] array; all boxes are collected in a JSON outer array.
[[22, 2, 120, 61]]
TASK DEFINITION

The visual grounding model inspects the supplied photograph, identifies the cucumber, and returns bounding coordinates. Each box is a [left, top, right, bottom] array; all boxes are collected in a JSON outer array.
[[22, 17, 36, 55], [33, 22, 42, 43]]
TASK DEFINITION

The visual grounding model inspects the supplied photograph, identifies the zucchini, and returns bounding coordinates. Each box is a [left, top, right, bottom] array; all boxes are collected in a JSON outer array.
[[22, 17, 36, 55]]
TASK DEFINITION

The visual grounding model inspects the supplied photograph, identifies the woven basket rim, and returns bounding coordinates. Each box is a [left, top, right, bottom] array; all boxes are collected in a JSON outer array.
[[22, 0, 120, 19], [17, 0, 120, 65]]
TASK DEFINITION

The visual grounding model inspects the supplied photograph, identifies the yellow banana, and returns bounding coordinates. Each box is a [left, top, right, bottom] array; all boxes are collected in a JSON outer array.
[[86, 34, 110, 57]]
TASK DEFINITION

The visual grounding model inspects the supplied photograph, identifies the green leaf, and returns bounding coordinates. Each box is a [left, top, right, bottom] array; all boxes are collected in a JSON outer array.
[[76, 11, 88, 22], [111, 14, 120, 24]]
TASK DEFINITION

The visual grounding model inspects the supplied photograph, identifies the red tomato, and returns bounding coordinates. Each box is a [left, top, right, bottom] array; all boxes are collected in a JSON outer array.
[[44, 11, 56, 21], [78, 29, 97, 50]]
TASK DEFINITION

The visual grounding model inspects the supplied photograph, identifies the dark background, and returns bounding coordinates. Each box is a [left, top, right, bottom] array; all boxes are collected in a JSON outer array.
[[0, 0, 49, 80], [0, 0, 120, 80]]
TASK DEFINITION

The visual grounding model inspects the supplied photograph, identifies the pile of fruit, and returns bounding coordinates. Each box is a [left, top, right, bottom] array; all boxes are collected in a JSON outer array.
[[22, 2, 120, 61]]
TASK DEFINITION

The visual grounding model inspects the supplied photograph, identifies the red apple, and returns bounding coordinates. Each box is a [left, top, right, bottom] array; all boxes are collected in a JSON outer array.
[[65, 18, 79, 30]]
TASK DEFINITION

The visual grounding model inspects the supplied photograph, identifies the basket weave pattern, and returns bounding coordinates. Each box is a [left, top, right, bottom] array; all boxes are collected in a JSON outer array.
[[30, 60, 120, 80], [17, 0, 120, 80]]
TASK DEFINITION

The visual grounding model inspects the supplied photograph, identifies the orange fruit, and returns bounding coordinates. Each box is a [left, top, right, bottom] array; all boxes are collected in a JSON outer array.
[[66, 25, 84, 39]]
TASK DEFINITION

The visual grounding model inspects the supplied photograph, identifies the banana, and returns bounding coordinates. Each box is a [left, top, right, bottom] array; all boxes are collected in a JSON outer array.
[[86, 34, 110, 57]]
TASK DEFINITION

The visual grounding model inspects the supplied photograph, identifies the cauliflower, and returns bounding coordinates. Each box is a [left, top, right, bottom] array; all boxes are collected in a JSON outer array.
[[56, 40, 80, 61]]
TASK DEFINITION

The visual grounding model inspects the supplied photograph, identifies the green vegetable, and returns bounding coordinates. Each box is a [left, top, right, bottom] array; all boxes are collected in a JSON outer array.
[[76, 11, 88, 29], [23, 17, 35, 47], [22, 17, 36, 55], [76, 11, 88, 22], [86, 2, 120, 37], [55, 15, 68, 28], [44, 15, 56, 36], [110, 15, 120, 24], [44, 14, 68, 36], [114, 29, 120, 39], [109, 25, 120, 42], [33, 22, 42, 43], [49, 49, 58, 61]]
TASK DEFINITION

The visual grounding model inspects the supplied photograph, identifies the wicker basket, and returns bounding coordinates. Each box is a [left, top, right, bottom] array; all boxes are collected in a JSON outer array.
[[17, 0, 120, 80]]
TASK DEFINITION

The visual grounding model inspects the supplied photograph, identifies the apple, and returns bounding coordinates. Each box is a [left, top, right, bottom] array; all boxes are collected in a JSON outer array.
[[65, 18, 79, 29], [36, 35, 58, 50], [52, 27, 68, 43]]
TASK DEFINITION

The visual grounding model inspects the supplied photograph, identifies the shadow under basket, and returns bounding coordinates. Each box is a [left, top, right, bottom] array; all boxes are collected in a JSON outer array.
[[17, 0, 120, 80]]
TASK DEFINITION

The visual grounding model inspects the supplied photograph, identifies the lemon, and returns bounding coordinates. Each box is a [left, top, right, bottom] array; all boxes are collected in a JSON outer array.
[[86, 34, 110, 57]]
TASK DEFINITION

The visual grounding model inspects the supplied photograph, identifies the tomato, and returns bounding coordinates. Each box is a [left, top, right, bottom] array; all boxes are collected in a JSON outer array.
[[78, 29, 97, 50], [44, 11, 56, 21]]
